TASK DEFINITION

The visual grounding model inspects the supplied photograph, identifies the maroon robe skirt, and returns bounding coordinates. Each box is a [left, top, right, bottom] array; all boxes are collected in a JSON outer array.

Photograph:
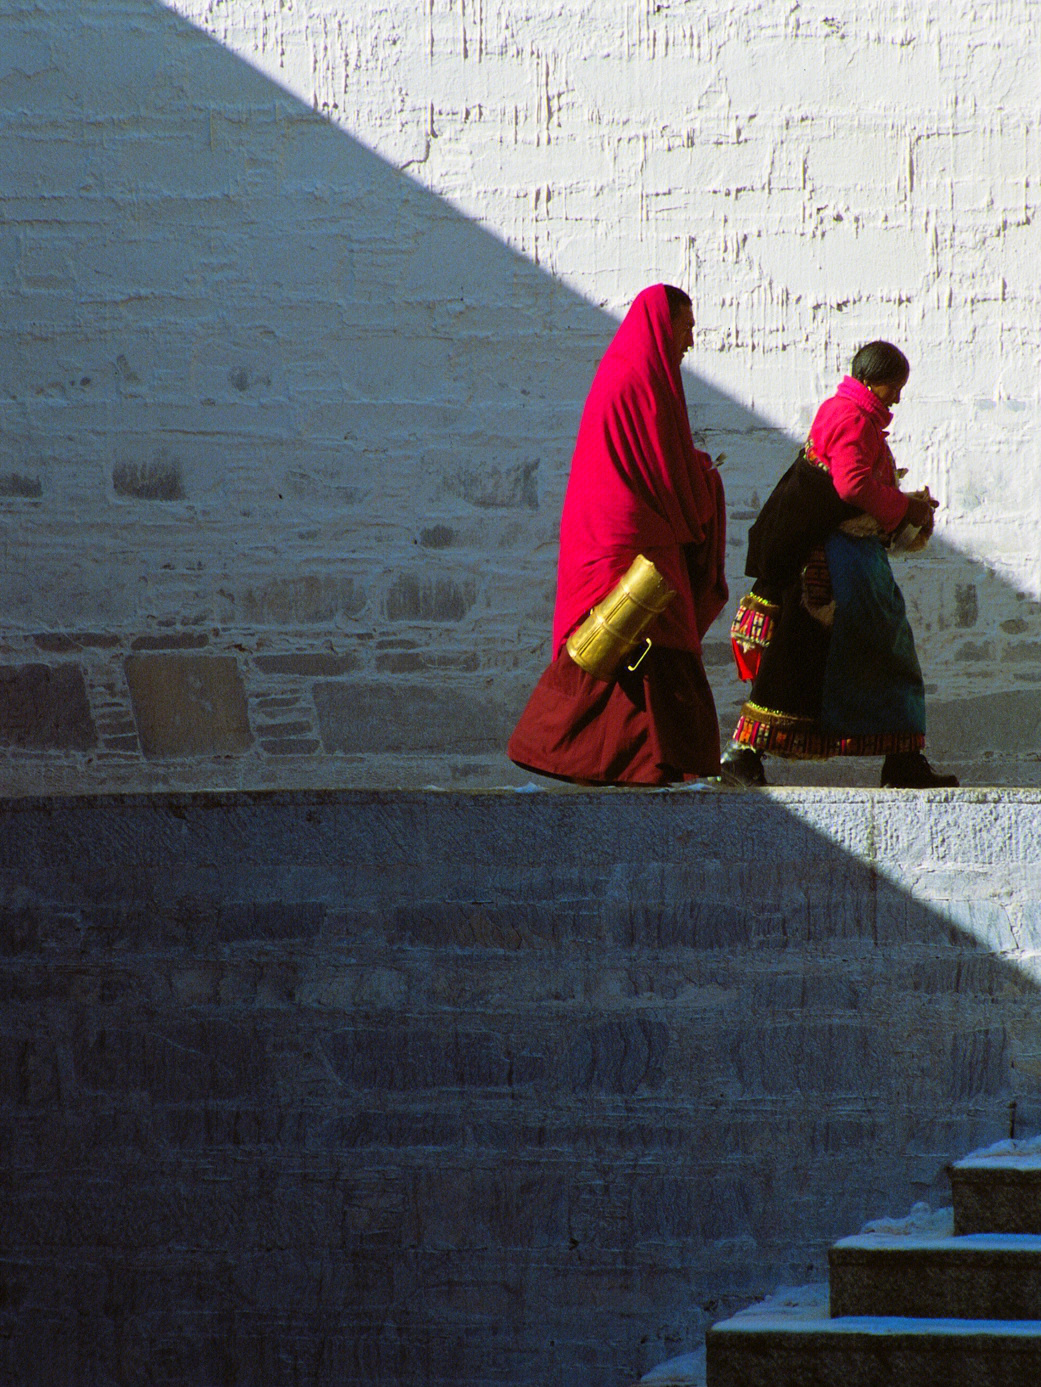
[[507, 645, 721, 785]]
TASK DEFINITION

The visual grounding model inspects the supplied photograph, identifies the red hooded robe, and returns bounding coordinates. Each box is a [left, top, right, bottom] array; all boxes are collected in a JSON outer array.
[[552, 284, 727, 655], [509, 285, 728, 784]]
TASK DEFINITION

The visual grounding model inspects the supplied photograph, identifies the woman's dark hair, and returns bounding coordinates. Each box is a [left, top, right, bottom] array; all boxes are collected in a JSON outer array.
[[851, 340, 909, 386], [663, 284, 693, 315]]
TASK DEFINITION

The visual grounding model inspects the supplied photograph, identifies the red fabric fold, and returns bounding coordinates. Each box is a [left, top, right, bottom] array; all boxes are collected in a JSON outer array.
[[551, 284, 728, 659], [731, 639, 761, 682]]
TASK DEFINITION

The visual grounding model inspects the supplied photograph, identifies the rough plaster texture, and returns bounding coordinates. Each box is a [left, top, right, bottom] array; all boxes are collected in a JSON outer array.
[[3, 0, 1041, 793], [2, 786, 1041, 1385]]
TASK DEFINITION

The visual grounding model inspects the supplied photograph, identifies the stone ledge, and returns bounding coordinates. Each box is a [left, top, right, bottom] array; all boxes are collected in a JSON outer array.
[[3, 782, 1041, 806], [4, 783, 1041, 1387]]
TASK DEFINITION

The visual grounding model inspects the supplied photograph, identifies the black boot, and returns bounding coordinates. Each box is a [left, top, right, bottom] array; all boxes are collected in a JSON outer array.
[[720, 744, 767, 787], [880, 750, 959, 788]]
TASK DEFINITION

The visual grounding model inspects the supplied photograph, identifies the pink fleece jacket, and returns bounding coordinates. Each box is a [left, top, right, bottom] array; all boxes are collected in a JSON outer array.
[[807, 375, 909, 533]]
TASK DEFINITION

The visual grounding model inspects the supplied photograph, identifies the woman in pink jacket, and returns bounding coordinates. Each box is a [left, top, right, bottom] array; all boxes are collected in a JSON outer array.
[[724, 341, 958, 788]]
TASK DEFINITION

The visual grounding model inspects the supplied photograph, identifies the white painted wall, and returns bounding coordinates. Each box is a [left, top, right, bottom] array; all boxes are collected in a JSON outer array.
[[2, 0, 1040, 790]]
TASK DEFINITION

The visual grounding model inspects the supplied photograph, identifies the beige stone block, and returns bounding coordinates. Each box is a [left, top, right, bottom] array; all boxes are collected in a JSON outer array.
[[124, 654, 253, 757]]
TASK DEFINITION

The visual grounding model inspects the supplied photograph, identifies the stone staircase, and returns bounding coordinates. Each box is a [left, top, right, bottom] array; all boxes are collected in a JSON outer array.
[[704, 1137, 1041, 1386]]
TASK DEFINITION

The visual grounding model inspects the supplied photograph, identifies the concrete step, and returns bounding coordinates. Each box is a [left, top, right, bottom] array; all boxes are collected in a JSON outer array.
[[953, 1144, 1041, 1234], [698, 1144, 1041, 1385], [706, 1311, 1041, 1387], [829, 1232, 1041, 1319]]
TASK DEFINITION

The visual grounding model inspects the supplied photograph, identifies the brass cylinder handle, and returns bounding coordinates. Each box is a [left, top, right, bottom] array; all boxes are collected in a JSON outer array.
[[565, 554, 676, 682]]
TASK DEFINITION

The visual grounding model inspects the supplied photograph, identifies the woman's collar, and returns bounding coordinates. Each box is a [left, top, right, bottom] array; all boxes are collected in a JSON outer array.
[[836, 374, 892, 426]]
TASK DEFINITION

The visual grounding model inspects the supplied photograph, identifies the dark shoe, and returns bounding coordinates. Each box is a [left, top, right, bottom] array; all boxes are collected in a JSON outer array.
[[880, 751, 959, 788], [720, 745, 767, 787]]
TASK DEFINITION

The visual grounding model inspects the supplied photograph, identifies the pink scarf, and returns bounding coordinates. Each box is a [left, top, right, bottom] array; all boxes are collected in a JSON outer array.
[[552, 285, 727, 657]]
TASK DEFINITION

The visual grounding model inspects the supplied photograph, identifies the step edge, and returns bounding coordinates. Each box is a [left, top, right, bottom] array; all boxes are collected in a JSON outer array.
[[954, 1158, 1041, 1172], [832, 1233, 1041, 1253], [709, 1315, 1041, 1338]]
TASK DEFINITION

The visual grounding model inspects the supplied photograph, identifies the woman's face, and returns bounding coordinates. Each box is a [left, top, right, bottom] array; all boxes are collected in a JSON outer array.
[[869, 374, 908, 407]]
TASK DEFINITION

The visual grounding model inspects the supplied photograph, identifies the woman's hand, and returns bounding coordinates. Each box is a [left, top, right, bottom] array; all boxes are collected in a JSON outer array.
[[903, 489, 938, 533]]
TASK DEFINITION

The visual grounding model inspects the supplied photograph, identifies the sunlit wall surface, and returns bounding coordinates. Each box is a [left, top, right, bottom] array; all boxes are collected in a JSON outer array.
[[2, 0, 1040, 792]]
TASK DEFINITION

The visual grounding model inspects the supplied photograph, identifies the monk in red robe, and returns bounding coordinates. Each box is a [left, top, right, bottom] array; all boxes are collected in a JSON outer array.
[[508, 284, 728, 784]]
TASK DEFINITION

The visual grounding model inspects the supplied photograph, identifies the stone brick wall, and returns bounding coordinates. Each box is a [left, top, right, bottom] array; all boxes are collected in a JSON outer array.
[[2, 787, 1040, 1384], [3, 0, 1041, 792]]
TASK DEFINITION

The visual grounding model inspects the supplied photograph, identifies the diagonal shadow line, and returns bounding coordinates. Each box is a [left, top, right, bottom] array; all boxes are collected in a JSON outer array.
[[1, 4, 1041, 1385], [2, 1, 1041, 786]]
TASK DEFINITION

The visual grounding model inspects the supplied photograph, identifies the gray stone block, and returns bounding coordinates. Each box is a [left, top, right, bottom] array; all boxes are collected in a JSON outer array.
[[955, 639, 993, 662], [112, 456, 184, 500], [562, 1018, 669, 1095], [383, 574, 477, 622], [96, 714, 138, 736], [124, 654, 252, 757], [0, 472, 42, 498], [130, 632, 209, 651], [954, 583, 979, 627], [443, 459, 539, 509], [0, 662, 96, 750], [947, 1027, 1011, 1101], [419, 524, 455, 548], [224, 576, 366, 624], [102, 733, 140, 751], [33, 632, 121, 651], [1005, 641, 1041, 662], [213, 901, 327, 943], [326, 1024, 521, 1091], [71, 1020, 275, 1103]]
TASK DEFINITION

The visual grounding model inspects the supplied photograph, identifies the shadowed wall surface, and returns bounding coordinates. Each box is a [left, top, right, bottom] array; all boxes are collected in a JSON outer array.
[[3, 1, 1041, 793], [2, 787, 1040, 1385]]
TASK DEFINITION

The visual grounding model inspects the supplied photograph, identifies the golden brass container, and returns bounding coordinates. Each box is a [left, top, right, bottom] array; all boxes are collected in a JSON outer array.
[[566, 554, 676, 681]]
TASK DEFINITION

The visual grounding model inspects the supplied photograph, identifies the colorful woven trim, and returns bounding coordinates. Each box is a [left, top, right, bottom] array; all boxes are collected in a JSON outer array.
[[734, 702, 926, 760], [804, 437, 829, 472], [801, 546, 832, 614], [729, 591, 779, 652]]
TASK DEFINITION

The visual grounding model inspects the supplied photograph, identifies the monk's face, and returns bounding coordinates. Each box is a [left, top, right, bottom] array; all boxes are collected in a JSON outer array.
[[670, 304, 695, 369]]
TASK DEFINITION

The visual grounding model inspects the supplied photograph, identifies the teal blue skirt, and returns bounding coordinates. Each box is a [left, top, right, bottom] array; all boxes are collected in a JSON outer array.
[[821, 532, 926, 738]]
